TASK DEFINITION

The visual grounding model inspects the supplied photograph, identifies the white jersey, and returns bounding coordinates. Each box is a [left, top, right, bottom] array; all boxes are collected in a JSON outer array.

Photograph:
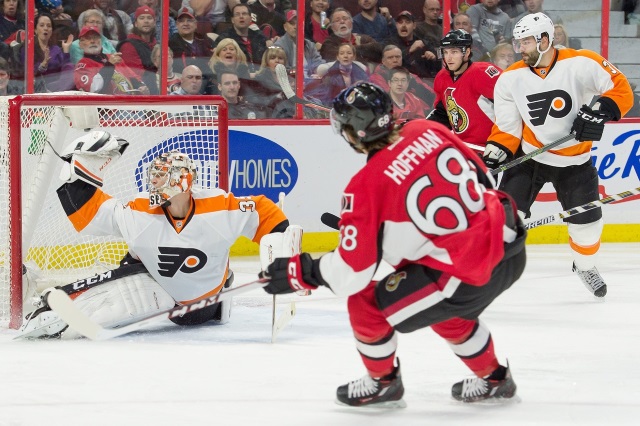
[[489, 48, 633, 167], [58, 183, 286, 304]]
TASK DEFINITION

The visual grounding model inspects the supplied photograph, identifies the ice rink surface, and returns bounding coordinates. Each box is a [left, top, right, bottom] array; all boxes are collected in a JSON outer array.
[[1, 243, 639, 426]]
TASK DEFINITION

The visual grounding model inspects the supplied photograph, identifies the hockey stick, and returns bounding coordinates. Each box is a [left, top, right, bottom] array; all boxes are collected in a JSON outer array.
[[524, 186, 640, 230], [490, 132, 576, 176], [275, 64, 331, 112], [321, 212, 340, 230], [47, 278, 269, 340]]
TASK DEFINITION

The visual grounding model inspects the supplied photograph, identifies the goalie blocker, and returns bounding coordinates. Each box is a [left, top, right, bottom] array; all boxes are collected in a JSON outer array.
[[16, 262, 235, 340]]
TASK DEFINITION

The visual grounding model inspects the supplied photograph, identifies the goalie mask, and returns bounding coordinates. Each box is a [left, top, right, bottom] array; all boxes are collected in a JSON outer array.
[[147, 151, 197, 208]]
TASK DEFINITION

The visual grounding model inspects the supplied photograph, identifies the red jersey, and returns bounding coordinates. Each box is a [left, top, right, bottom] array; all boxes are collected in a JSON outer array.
[[432, 62, 501, 149], [318, 120, 511, 297], [392, 92, 428, 120], [74, 54, 141, 94]]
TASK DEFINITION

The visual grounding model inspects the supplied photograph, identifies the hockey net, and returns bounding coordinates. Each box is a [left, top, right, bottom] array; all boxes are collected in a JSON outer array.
[[0, 94, 228, 329]]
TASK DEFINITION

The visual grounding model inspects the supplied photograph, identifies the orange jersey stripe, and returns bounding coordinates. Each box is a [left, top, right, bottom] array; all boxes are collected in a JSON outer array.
[[67, 189, 113, 232]]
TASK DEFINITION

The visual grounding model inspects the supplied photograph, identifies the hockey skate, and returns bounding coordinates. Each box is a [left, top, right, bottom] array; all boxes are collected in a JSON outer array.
[[451, 363, 517, 403], [572, 263, 607, 298], [336, 360, 406, 408], [14, 305, 68, 340]]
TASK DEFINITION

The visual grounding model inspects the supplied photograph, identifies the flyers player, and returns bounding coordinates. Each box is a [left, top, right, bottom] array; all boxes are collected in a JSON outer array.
[[19, 132, 298, 339], [427, 29, 502, 153], [483, 13, 634, 298], [260, 83, 527, 407]]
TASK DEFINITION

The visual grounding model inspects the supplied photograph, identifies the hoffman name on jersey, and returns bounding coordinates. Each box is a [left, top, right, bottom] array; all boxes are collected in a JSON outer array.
[[383, 130, 445, 185]]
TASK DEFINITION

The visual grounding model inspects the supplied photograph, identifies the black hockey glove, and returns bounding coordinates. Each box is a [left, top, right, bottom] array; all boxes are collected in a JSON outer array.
[[259, 253, 321, 295], [570, 104, 613, 142], [482, 141, 513, 169]]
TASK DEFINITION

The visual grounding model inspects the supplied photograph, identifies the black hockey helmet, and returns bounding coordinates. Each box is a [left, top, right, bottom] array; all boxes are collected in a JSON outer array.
[[440, 29, 473, 49], [331, 82, 393, 144]]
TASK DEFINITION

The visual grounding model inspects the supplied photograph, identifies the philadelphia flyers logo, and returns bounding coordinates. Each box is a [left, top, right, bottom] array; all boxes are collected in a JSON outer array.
[[157, 247, 207, 277], [526, 90, 573, 126], [385, 271, 407, 292]]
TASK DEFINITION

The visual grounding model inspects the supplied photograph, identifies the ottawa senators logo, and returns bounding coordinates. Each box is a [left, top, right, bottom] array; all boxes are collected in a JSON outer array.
[[157, 247, 207, 277], [444, 88, 469, 134], [526, 90, 572, 126], [385, 271, 407, 292]]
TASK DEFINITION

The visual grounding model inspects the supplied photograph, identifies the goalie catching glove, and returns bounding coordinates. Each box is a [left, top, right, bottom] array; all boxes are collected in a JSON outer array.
[[59, 130, 129, 187], [259, 253, 323, 295], [570, 103, 614, 142]]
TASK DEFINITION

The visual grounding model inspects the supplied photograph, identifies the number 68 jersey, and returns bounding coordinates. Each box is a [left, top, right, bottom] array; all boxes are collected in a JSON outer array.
[[319, 120, 513, 297]]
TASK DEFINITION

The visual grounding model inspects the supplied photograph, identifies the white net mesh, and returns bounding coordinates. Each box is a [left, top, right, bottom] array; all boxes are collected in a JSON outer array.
[[0, 94, 227, 328]]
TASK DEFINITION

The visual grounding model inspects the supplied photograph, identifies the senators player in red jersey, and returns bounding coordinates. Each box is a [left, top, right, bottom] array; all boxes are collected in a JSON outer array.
[[260, 83, 527, 407], [428, 29, 502, 152]]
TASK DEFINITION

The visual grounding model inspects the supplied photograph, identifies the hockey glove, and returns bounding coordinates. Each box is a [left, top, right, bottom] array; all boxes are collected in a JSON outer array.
[[260, 253, 320, 295], [570, 104, 613, 142], [59, 131, 129, 187], [483, 141, 513, 169]]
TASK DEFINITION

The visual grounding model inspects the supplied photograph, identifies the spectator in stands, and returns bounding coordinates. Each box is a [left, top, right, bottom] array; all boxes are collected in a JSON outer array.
[[0, 0, 24, 46], [0, 56, 22, 94], [330, 0, 359, 17], [169, 5, 214, 75], [275, 10, 325, 79], [117, 5, 158, 93], [369, 44, 435, 107], [466, 0, 512, 52], [307, 42, 369, 106], [129, 0, 178, 39], [453, 12, 490, 61], [320, 8, 382, 71], [14, 13, 75, 92], [246, 45, 296, 117], [385, 10, 440, 80], [553, 23, 581, 49], [415, 0, 442, 45], [249, 0, 287, 37], [214, 3, 269, 75], [387, 66, 429, 119], [514, 0, 561, 25], [206, 37, 252, 94], [78, 0, 133, 45], [183, 0, 231, 28], [498, 0, 526, 19], [170, 63, 204, 94], [151, 44, 181, 93], [352, 0, 395, 43], [379, 0, 424, 22], [218, 69, 269, 119], [305, 0, 331, 51], [70, 9, 117, 63], [74, 25, 149, 94], [490, 41, 514, 69]]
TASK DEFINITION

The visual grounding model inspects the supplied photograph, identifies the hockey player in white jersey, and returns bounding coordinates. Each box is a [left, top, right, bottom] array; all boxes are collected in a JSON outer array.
[[19, 131, 299, 339], [482, 13, 634, 298]]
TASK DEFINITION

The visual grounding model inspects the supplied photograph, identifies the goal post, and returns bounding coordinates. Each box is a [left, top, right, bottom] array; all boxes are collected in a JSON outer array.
[[0, 94, 228, 329]]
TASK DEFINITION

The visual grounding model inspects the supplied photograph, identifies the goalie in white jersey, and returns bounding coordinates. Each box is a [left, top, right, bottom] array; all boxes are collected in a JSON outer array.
[[19, 131, 299, 339], [482, 13, 634, 298]]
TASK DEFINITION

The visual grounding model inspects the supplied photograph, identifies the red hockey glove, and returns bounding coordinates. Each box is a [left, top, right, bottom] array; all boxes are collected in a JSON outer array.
[[570, 104, 613, 142], [260, 253, 320, 295]]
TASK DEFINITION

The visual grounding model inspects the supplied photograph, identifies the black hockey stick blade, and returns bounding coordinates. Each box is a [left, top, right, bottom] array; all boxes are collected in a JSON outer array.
[[274, 64, 331, 112], [490, 132, 576, 176], [47, 278, 269, 340], [321, 212, 340, 230], [524, 186, 640, 230]]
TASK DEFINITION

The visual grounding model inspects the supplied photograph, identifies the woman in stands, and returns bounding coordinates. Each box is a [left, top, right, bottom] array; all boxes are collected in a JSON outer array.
[[246, 46, 295, 118], [552, 24, 582, 49], [305, 0, 331, 51], [205, 37, 251, 94]]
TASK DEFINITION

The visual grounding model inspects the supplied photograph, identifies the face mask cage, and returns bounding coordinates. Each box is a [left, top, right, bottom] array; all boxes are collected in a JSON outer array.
[[146, 152, 196, 208]]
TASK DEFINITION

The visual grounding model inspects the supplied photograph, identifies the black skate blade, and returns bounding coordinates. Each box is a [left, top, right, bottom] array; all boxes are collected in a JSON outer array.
[[451, 394, 522, 405], [335, 398, 407, 409]]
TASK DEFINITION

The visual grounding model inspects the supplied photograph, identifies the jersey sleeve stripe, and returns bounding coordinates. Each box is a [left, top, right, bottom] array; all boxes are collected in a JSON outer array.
[[65, 187, 113, 232]]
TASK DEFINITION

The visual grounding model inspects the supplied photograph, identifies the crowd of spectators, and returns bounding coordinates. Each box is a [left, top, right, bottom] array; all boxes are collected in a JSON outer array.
[[0, 0, 637, 119]]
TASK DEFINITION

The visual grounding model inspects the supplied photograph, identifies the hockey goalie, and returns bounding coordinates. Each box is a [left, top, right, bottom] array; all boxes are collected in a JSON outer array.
[[18, 130, 301, 339]]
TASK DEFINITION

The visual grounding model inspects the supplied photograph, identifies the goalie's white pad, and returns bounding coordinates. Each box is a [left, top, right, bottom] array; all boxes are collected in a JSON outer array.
[[63, 105, 100, 130], [259, 225, 303, 270], [59, 130, 130, 187]]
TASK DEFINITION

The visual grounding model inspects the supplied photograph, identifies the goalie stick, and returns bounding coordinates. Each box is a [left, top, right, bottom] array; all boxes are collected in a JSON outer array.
[[524, 186, 640, 230], [46, 278, 269, 340], [275, 64, 331, 112]]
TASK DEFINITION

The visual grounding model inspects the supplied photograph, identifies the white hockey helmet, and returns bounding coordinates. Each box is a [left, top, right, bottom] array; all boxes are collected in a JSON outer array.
[[512, 12, 554, 45], [147, 151, 197, 208]]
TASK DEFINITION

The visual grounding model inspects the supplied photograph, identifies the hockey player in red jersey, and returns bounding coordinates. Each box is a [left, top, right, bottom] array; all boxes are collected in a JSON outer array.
[[260, 82, 527, 407], [483, 13, 634, 298], [18, 132, 300, 339], [427, 29, 502, 152]]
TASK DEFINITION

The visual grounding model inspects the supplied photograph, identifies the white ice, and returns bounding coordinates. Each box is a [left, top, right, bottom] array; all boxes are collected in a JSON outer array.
[[1, 243, 639, 426]]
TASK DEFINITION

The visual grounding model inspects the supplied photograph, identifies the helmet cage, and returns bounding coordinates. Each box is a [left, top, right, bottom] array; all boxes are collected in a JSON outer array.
[[147, 151, 197, 208]]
